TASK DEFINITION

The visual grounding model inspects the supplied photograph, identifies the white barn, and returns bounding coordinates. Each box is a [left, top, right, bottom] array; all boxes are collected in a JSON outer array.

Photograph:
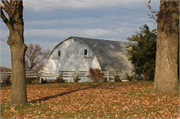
[[42, 36, 133, 82]]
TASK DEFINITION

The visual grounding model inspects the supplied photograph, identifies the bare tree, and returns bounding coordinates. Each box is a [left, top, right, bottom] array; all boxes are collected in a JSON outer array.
[[25, 43, 50, 71], [147, 0, 179, 94], [0, 0, 27, 106]]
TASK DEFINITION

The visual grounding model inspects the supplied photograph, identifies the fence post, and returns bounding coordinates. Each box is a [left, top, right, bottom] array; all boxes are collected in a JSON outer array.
[[61, 70, 63, 78], [77, 71, 79, 76], [39, 70, 42, 79], [107, 71, 109, 81]]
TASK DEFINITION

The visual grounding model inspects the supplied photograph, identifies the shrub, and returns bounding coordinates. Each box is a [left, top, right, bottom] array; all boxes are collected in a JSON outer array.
[[125, 73, 135, 81], [73, 74, 81, 83], [114, 75, 121, 82], [3, 75, 11, 84], [34, 77, 40, 83], [88, 67, 104, 82], [56, 77, 65, 83], [56, 72, 65, 83], [26, 78, 32, 84]]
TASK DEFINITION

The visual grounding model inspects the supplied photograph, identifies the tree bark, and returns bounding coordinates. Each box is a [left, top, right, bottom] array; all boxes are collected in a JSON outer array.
[[11, 42, 27, 106], [0, 1, 27, 106], [143, 72, 147, 81], [151, 1, 179, 94]]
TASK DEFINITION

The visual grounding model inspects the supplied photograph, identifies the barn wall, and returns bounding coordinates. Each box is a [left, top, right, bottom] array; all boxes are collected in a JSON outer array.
[[43, 38, 101, 82]]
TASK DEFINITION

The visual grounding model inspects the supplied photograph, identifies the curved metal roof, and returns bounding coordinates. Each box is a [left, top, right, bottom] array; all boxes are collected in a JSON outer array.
[[71, 36, 133, 72]]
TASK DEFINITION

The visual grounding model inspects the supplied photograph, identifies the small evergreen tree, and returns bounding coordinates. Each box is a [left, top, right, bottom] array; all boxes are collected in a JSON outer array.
[[126, 24, 157, 81]]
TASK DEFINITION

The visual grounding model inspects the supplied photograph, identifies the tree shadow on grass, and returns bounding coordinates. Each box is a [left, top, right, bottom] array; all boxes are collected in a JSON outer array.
[[29, 83, 102, 103]]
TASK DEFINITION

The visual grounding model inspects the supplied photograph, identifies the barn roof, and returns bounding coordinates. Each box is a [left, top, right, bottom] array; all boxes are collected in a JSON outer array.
[[70, 36, 133, 72]]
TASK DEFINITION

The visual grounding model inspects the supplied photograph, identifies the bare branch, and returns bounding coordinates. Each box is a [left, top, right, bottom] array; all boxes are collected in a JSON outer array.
[[0, 39, 7, 43], [0, 4, 12, 31], [144, 0, 158, 24]]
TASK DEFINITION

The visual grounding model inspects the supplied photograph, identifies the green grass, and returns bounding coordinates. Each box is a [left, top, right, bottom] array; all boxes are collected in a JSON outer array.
[[128, 89, 150, 95], [142, 80, 154, 83]]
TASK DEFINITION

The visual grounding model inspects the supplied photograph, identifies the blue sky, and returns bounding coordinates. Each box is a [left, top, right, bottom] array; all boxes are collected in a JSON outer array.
[[0, 0, 160, 68]]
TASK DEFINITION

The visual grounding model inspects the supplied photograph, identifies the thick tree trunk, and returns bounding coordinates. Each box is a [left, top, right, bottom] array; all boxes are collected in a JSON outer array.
[[10, 28, 27, 105], [0, 1, 27, 106], [151, 1, 179, 94], [11, 42, 27, 106], [9, 1, 27, 106]]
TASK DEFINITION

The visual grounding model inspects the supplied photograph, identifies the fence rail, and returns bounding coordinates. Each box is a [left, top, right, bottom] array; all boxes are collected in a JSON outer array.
[[0, 70, 124, 82]]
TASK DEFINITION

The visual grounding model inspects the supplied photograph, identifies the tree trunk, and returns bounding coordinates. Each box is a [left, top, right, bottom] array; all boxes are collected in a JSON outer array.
[[1, 1, 27, 106], [151, 1, 179, 94], [9, 1, 27, 106], [11, 41, 27, 106], [10, 28, 27, 105], [143, 72, 147, 81]]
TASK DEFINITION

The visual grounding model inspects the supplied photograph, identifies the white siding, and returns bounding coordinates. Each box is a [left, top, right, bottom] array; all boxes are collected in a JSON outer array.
[[43, 38, 101, 82]]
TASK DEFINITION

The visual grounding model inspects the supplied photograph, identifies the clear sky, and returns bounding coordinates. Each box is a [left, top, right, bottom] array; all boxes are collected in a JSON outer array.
[[0, 0, 160, 68]]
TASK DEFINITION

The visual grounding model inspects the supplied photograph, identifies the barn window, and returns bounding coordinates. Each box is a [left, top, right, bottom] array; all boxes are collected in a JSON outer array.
[[84, 49, 87, 55], [58, 51, 61, 56]]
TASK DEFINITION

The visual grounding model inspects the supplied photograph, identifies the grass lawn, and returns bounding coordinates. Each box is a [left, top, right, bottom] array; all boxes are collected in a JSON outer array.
[[1, 81, 179, 118]]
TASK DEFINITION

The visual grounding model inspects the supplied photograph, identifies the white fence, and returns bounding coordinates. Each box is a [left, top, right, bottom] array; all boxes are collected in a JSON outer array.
[[0, 70, 125, 83]]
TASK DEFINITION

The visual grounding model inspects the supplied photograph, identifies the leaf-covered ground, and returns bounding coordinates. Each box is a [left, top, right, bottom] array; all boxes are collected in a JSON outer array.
[[1, 82, 179, 118]]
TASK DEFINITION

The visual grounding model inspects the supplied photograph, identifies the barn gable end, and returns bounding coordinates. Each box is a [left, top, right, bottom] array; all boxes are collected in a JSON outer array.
[[44, 38, 101, 72]]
